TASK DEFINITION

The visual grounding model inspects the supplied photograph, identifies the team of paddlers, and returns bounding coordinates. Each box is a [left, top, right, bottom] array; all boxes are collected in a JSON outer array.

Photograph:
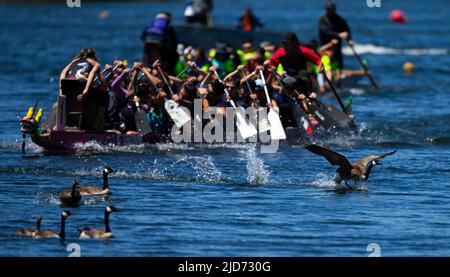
[[55, 1, 365, 136]]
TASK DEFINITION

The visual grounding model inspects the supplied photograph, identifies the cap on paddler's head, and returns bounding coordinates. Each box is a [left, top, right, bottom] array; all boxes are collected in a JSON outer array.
[[325, 1, 336, 12], [282, 76, 298, 90], [281, 32, 299, 45]]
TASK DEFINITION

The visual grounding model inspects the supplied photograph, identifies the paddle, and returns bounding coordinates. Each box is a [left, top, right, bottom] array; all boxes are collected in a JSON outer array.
[[322, 68, 349, 115], [22, 99, 39, 154], [269, 68, 313, 135], [176, 66, 191, 79], [347, 41, 378, 88], [240, 70, 270, 133], [134, 99, 152, 136], [213, 70, 257, 140], [156, 66, 191, 128], [259, 70, 286, 140]]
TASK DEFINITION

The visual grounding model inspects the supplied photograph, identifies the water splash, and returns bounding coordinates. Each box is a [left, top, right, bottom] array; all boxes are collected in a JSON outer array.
[[343, 44, 448, 56], [242, 145, 270, 184], [310, 173, 367, 192], [172, 155, 224, 183], [73, 141, 147, 154], [0, 139, 43, 153]]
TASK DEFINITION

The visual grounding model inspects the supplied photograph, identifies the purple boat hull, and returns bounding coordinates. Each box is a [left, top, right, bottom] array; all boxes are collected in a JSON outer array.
[[30, 130, 171, 152]]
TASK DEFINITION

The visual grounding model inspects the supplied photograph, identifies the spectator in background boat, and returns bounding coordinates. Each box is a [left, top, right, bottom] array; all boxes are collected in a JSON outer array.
[[268, 32, 322, 77], [236, 8, 264, 31], [141, 12, 178, 74], [318, 1, 353, 77], [184, 0, 213, 27]]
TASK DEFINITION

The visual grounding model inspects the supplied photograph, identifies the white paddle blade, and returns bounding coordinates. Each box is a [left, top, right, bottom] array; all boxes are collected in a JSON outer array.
[[268, 108, 286, 140], [256, 107, 271, 133], [235, 112, 258, 139], [164, 100, 191, 128]]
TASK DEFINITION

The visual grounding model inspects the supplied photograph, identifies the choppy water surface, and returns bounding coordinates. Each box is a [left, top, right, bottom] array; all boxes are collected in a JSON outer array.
[[0, 0, 449, 256]]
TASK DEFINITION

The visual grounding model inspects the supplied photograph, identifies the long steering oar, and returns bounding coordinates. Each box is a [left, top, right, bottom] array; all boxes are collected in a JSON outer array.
[[259, 70, 286, 140], [213, 71, 257, 140], [157, 66, 191, 128], [347, 41, 378, 88], [322, 68, 349, 115]]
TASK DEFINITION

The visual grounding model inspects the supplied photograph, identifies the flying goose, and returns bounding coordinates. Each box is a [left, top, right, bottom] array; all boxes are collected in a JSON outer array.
[[79, 165, 115, 196], [79, 206, 119, 239], [15, 216, 42, 237], [304, 144, 397, 189], [34, 210, 71, 239], [59, 180, 82, 205]]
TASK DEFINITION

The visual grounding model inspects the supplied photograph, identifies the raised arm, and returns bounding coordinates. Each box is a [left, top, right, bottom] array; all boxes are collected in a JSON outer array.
[[77, 60, 100, 101], [59, 62, 72, 95]]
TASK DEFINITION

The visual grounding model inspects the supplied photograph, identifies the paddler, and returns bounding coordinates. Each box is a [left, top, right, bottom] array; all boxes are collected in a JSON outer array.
[[318, 1, 353, 77], [268, 32, 322, 77], [59, 48, 101, 101], [59, 48, 108, 131], [141, 12, 178, 74]]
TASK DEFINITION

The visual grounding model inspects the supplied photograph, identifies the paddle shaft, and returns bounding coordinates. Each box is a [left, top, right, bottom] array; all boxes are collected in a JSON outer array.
[[213, 71, 238, 108], [176, 66, 191, 78], [241, 70, 253, 94], [259, 70, 272, 104], [322, 69, 349, 115], [348, 43, 378, 88], [157, 66, 175, 97]]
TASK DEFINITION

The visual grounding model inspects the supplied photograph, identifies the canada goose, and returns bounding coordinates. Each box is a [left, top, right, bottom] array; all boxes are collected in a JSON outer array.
[[34, 210, 71, 239], [79, 206, 119, 239], [79, 165, 115, 196], [304, 144, 397, 189], [59, 180, 82, 205], [15, 216, 42, 237]]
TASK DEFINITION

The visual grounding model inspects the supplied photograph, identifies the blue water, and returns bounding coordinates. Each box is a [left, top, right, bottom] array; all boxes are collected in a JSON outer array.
[[0, 0, 449, 256]]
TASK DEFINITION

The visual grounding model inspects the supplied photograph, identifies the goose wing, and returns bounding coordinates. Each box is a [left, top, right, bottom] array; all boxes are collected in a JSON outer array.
[[303, 144, 352, 170], [355, 150, 397, 168]]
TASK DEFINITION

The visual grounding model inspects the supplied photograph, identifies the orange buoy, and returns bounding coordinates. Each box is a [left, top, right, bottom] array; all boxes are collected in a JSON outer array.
[[403, 62, 415, 74], [99, 10, 110, 20], [390, 10, 407, 23]]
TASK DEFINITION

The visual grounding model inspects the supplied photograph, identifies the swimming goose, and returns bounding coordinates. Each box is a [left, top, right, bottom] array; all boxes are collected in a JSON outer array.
[[59, 180, 82, 205], [79, 165, 115, 196], [15, 216, 42, 237], [79, 206, 119, 239], [34, 210, 71, 239], [304, 144, 397, 189]]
